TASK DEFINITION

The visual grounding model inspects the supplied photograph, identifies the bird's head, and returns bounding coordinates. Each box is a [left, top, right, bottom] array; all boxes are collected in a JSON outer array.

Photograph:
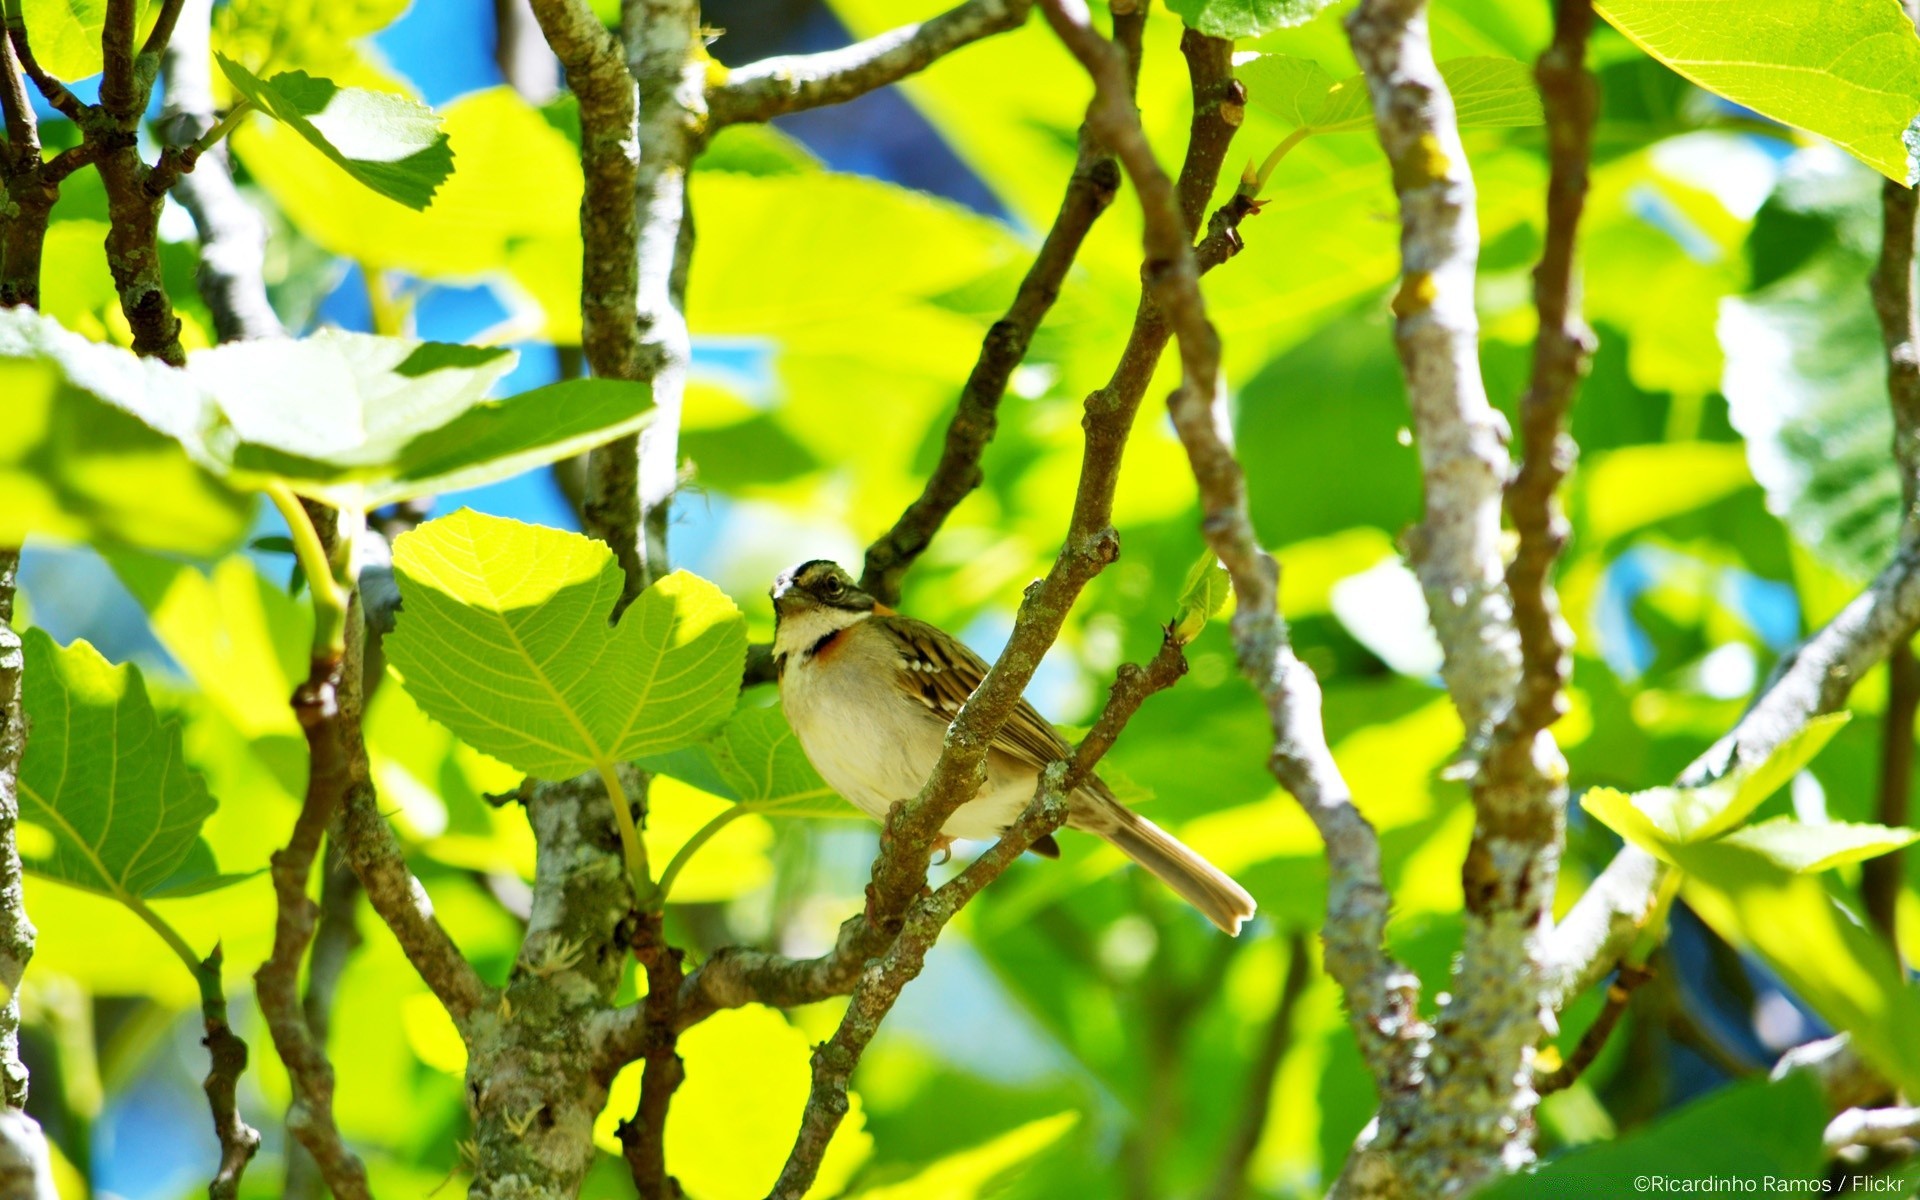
[[771, 561, 880, 660]]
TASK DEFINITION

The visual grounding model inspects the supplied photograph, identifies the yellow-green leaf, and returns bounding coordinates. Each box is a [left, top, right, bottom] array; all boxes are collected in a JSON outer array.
[[1596, 0, 1920, 184], [216, 55, 454, 209], [599, 1006, 871, 1197], [856, 1111, 1080, 1200], [17, 630, 240, 901], [1173, 551, 1233, 645], [642, 703, 855, 819], [1718, 817, 1920, 874], [1674, 840, 1920, 1097], [385, 511, 748, 779], [0, 323, 252, 557]]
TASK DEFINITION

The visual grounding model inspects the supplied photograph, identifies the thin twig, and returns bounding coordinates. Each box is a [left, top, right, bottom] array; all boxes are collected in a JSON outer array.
[[139, 0, 188, 62], [194, 946, 262, 1200], [1867, 641, 1916, 956], [1501, 0, 1596, 744], [1536, 961, 1651, 1095], [708, 0, 1031, 127], [1206, 932, 1312, 1200], [1875, 114, 1920, 520], [336, 616, 489, 1029], [2, 21, 81, 119], [859, 8, 1138, 604], [618, 912, 685, 1199], [284, 839, 363, 1200]]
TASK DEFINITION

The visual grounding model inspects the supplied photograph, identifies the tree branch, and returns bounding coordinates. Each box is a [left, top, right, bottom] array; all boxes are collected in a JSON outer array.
[[1536, 960, 1650, 1095], [336, 609, 490, 1029], [193, 945, 261, 1200], [284, 840, 362, 1200], [708, 0, 1031, 127], [1501, 0, 1595, 745], [1041, 0, 1428, 1107], [158, 0, 284, 342], [0, 555, 56, 1200], [2, 21, 80, 120], [1348, 0, 1518, 736], [1824, 1106, 1920, 1156], [1773, 1034, 1894, 1114], [768, 626, 1190, 1199], [1361, 0, 1594, 1186], [256, 645, 371, 1200], [858, 7, 1138, 605]]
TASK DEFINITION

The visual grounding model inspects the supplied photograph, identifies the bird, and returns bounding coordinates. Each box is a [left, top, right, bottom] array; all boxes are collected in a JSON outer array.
[[771, 559, 1257, 935]]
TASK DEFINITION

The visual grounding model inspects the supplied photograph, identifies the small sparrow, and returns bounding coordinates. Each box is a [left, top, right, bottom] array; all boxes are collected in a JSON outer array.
[[772, 560, 1257, 935]]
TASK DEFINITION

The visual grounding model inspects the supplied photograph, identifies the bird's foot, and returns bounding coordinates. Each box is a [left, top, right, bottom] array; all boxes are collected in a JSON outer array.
[[931, 836, 954, 866]]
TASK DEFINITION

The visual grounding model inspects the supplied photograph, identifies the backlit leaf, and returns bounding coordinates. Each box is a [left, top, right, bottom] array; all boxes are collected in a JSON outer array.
[[1596, 0, 1920, 184], [1673, 840, 1920, 1096], [0, 319, 252, 557], [1241, 54, 1543, 133], [216, 55, 454, 209], [642, 703, 855, 819], [1166, 0, 1333, 40], [1718, 817, 1920, 874], [386, 511, 747, 779], [17, 630, 241, 901]]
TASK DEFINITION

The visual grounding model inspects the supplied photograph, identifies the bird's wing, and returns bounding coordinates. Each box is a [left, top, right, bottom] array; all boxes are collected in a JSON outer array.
[[875, 615, 1075, 773]]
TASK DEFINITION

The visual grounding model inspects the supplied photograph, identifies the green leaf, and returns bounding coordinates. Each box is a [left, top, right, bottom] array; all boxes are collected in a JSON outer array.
[[854, 1112, 1080, 1200], [1165, 0, 1333, 40], [16, 0, 148, 81], [1579, 714, 1850, 855], [1595, 0, 1920, 184], [1172, 551, 1232, 645], [0, 316, 253, 557], [1723, 160, 1897, 581], [1673, 840, 1920, 1097], [16, 629, 243, 902], [386, 511, 748, 780], [1722, 713, 1851, 833], [181, 329, 653, 506], [642, 704, 857, 819], [1236, 54, 1341, 129], [1480, 1075, 1825, 1198], [1241, 54, 1543, 134], [1719, 817, 1920, 874], [234, 86, 579, 281], [215, 55, 454, 209]]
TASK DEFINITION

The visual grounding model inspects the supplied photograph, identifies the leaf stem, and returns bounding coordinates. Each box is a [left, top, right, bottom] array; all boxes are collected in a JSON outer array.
[[1245, 126, 1312, 198], [191, 98, 252, 158], [655, 805, 748, 902], [267, 485, 351, 657], [597, 760, 656, 907], [124, 892, 208, 982]]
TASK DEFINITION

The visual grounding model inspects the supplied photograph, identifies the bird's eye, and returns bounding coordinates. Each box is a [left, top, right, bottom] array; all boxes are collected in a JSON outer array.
[[823, 577, 844, 597]]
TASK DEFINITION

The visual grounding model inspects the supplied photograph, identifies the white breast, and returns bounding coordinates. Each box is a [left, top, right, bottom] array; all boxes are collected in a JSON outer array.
[[779, 627, 1037, 841]]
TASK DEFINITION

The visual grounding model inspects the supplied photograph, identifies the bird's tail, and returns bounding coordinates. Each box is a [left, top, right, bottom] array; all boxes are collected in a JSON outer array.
[[1084, 796, 1255, 936]]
